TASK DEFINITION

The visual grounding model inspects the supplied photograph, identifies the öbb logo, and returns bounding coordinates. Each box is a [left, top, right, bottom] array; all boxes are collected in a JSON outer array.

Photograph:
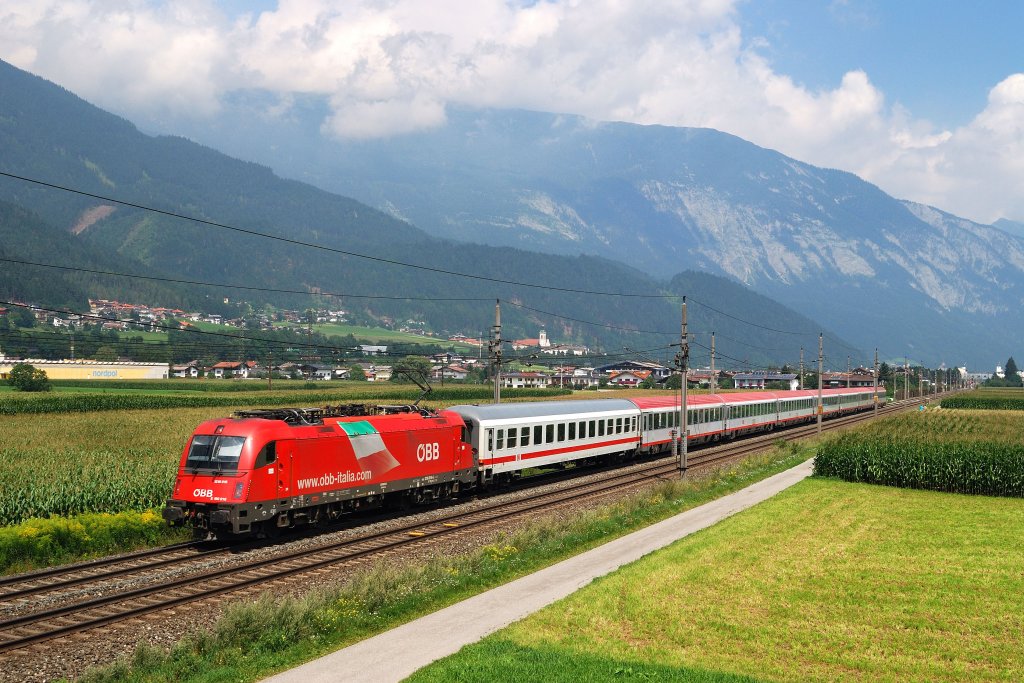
[[193, 488, 214, 499], [416, 442, 440, 462]]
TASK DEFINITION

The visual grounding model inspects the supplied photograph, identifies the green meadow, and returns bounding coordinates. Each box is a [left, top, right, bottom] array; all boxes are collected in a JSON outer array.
[[410, 478, 1024, 683]]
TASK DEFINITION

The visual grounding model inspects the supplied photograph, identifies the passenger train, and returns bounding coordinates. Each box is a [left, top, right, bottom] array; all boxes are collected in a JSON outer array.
[[162, 386, 881, 536]]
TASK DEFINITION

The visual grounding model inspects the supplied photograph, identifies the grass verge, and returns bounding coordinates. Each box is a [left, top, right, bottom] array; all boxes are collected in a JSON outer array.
[[80, 445, 813, 682], [411, 478, 1024, 683]]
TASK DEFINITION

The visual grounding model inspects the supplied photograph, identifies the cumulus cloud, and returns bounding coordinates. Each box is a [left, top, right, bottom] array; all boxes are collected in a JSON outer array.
[[0, 0, 1020, 223]]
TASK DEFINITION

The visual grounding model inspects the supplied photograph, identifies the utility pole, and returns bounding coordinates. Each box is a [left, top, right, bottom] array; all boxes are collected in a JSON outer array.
[[904, 358, 909, 401], [799, 346, 804, 390], [675, 298, 689, 475], [710, 331, 716, 394], [847, 356, 851, 388], [267, 350, 273, 391], [817, 333, 823, 436], [490, 300, 502, 404], [873, 348, 879, 417]]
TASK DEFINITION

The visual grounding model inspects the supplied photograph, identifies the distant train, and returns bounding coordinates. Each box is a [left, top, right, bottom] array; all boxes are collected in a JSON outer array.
[[162, 386, 881, 536]]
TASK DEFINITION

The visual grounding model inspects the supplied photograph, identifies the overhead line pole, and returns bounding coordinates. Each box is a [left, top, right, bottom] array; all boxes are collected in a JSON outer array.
[[873, 348, 879, 417], [799, 346, 804, 390], [710, 331, 716, 394], [675, 298, 689, 476], [491, 300, 502, 404], [817, 333, 823, 436]]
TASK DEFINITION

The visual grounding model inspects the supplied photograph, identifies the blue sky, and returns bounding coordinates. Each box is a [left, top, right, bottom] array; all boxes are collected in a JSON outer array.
[[740, 0, 1022, 130], [1, 0, 1022, 223]]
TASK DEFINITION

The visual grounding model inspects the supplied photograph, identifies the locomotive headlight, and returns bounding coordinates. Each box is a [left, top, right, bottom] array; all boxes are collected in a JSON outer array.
[[233, 482, 245, 500], [173, 478, 182, 496]]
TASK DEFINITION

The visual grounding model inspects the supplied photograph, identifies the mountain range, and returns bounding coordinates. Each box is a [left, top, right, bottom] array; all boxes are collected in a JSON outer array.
[[0, 59, 848, 370], [145, 95, 1024, 370]]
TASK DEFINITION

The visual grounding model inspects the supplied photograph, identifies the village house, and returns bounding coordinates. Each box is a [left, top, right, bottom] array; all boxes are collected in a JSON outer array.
[[606, 370, 652, 387]]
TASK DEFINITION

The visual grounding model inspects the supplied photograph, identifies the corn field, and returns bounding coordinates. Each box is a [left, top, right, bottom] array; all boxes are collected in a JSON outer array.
[[940, 389, 1024, 411], [0, 386, 569, 415], [814, 410, 1024, 497], [0, 449, 177, 526]]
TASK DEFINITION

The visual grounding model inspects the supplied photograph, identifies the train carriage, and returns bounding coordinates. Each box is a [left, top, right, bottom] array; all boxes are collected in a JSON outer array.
[[629, 395, 726, 454], [164, 386, 887, 536], [446, 400, 641, 484]]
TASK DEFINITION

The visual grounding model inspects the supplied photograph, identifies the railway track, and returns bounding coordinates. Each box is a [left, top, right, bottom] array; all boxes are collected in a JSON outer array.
[[0, 393, 938, 655]]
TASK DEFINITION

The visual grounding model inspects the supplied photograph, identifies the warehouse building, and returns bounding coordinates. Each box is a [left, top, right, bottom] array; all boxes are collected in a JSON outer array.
[[0, 354, 169, 380]]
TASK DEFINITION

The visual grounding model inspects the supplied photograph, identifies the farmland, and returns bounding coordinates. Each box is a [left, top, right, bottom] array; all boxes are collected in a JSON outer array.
[[941, 387, 1024, 410], [409, 478, 1024, 683], [0, 382, 568, 414], [814, 408, 1024, 496]]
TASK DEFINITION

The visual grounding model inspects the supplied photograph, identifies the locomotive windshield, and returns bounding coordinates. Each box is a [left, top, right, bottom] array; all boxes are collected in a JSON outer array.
[[186, 435, 246, 473]]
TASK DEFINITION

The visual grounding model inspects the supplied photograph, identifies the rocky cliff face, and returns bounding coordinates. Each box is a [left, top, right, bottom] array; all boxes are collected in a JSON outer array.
[[123, 102, 1024, 366]]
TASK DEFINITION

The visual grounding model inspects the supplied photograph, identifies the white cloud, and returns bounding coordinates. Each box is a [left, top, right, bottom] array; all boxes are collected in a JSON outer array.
[[0, 0, 1020, 223]]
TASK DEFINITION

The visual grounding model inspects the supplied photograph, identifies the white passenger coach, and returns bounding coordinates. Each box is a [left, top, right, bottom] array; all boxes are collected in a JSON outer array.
[[448, 387, 882, 483]]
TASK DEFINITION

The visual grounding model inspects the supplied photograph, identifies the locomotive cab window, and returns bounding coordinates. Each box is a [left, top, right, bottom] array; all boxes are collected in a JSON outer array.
[[254, 441, 277, 468], [186, 435, 246, 474]]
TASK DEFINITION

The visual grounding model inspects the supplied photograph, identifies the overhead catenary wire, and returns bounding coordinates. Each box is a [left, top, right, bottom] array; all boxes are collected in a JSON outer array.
[[0, 171, 885, 356], [0, 171, 676, 299]]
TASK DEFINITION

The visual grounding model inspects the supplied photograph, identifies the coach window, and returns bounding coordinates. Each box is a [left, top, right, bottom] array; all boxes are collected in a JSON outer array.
[[546, 424, 555, 443], [598, 420, 605, 437], [507, 428, 517, 449], [569, 422, 576, 440], [589, 420, 596, 436], [578, 421, 586, 438], [558, 423, 565, 441], [496, 429, 504, 450], [487, 429, 493, 452], [534, 425, 543, 445], [521, 427, 530, 447]]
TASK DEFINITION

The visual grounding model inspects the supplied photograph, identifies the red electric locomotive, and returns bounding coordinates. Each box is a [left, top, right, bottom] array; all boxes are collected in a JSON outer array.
[[162, 404, 474, 537]]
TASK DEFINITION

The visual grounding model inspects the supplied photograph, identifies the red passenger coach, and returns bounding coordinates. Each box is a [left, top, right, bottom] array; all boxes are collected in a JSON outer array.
[[163, 405, 473, 536]]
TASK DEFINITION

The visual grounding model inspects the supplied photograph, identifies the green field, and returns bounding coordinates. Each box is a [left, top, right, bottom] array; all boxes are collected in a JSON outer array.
[[272, 321, 478, 348], [941, 387, 1024, 410], [815, 408, 1024, 496], [410, 478, 1024, 683]]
